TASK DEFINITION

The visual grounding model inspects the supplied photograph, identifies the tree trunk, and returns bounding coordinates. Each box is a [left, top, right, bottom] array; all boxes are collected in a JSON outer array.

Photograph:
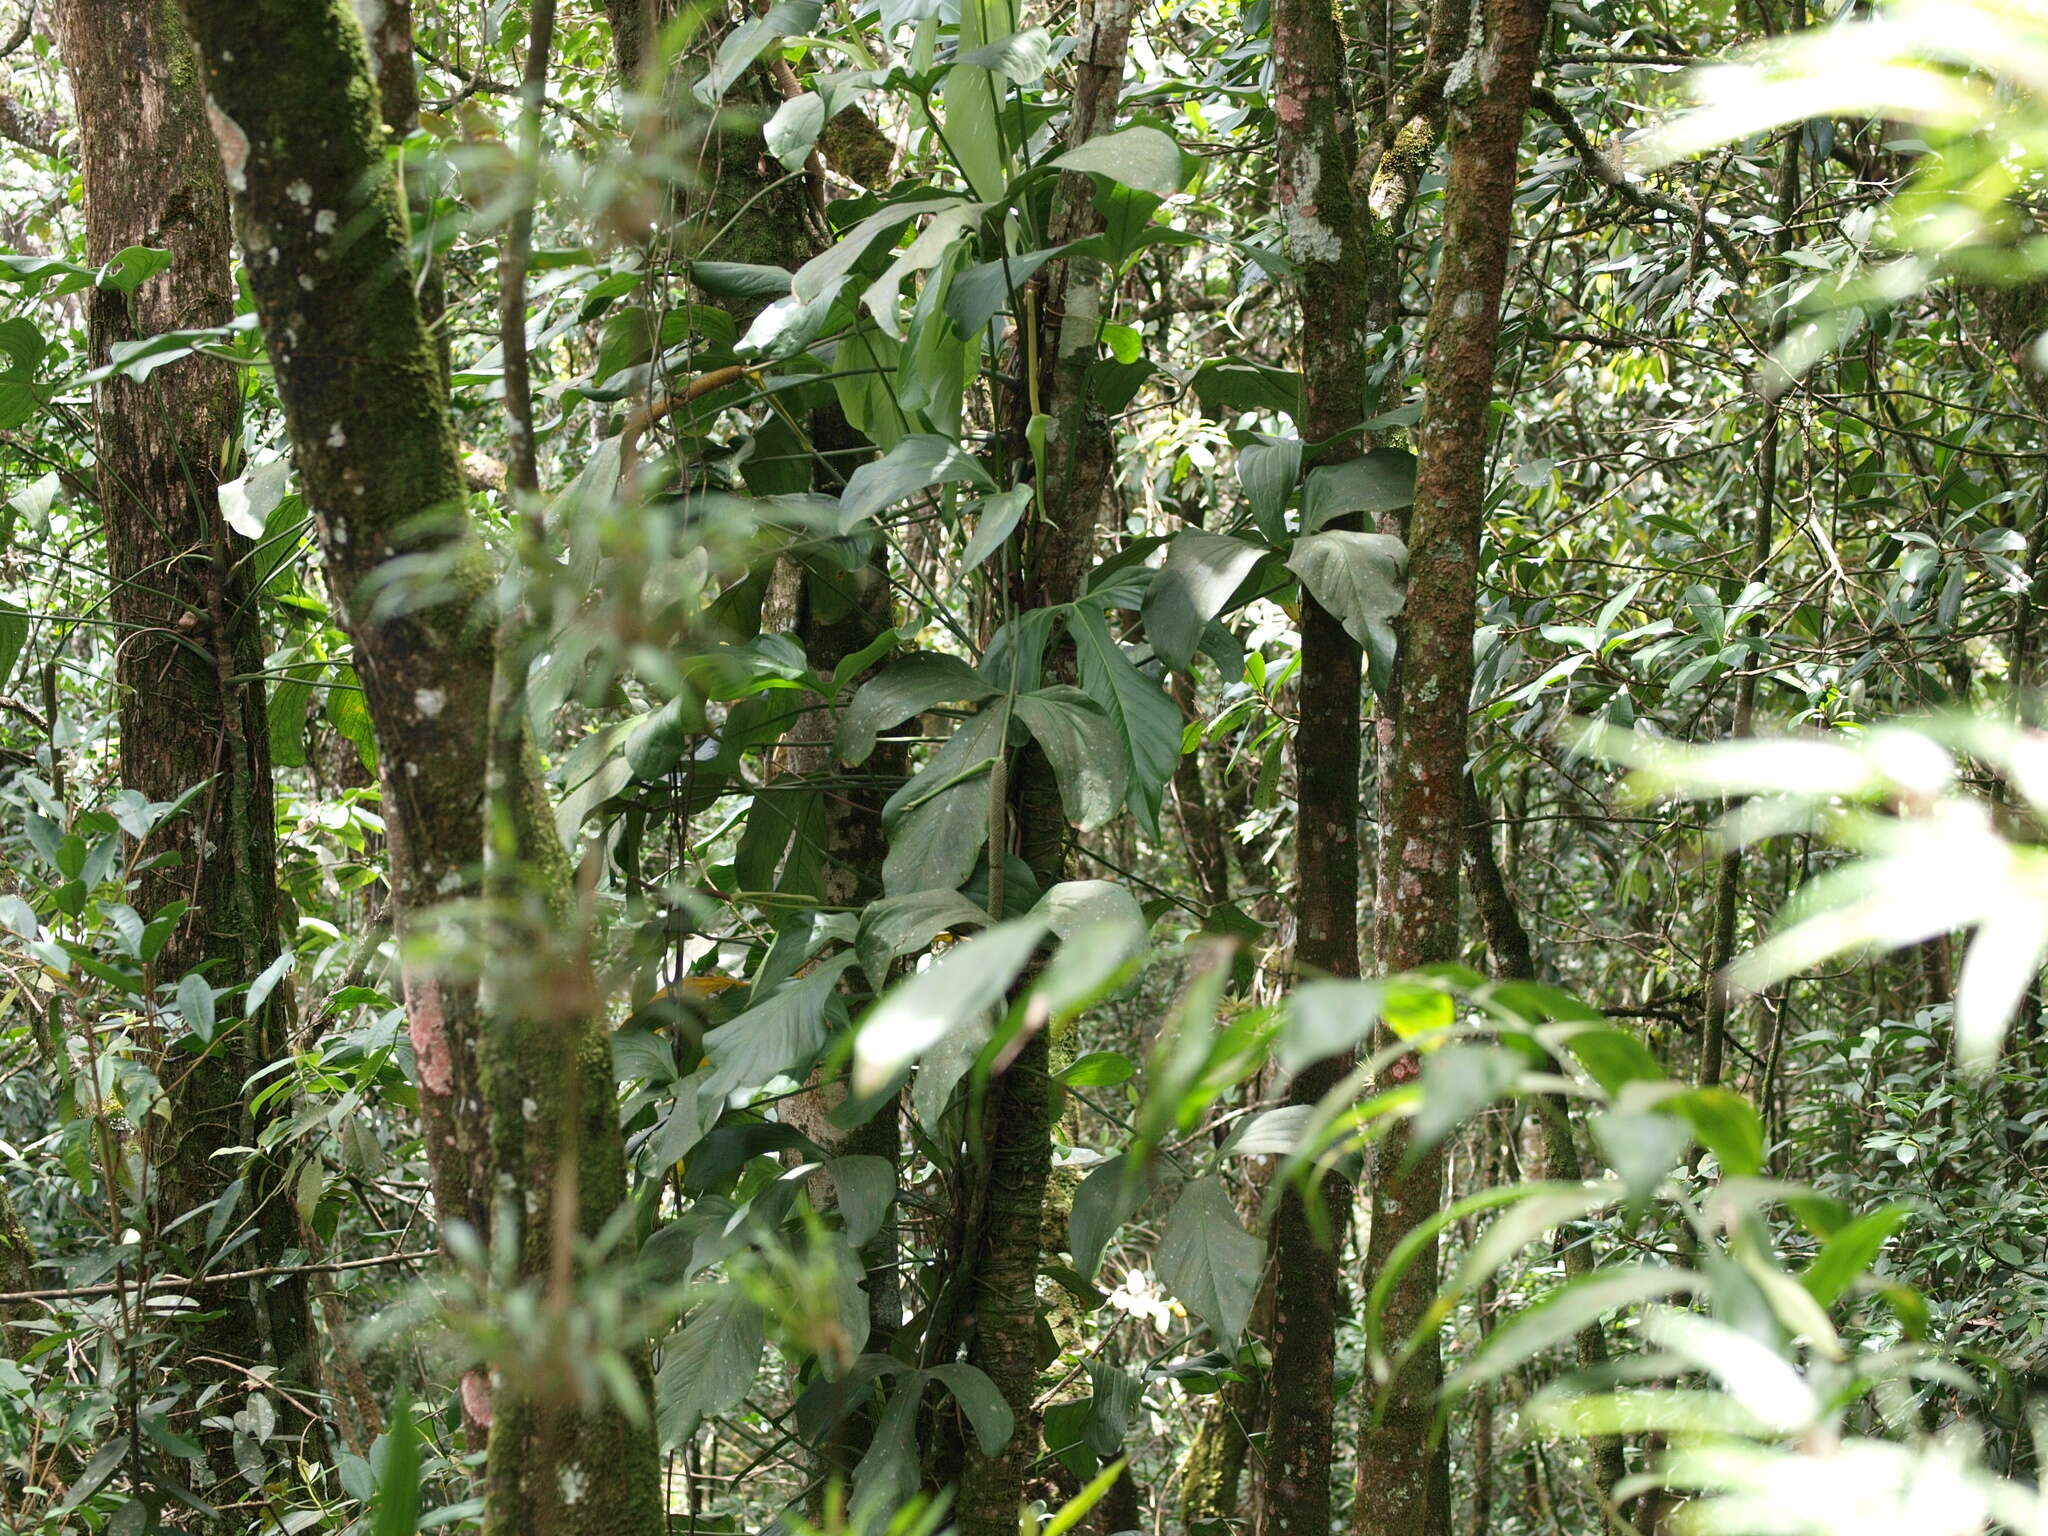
[[52, 0, 315, 1495], [1461, 771, 1630, 1507], [1254, 0, 1370, 1529], [172, 5, 661, 1531], [1361, 5, 1548, 1536], [947, 7, 1137, 1532]]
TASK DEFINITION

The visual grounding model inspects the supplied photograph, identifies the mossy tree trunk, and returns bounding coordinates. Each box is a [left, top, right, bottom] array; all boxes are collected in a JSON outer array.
[[51, 0, 314, 1495], [944, 8, 1137, 1534], [1360, 3, 1548, 1534], [172, 5, 661, 1531], [1253, 1, 1369, 1533]]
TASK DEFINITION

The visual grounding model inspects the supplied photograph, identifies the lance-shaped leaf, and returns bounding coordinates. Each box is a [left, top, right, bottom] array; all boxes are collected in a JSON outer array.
[[849, 917, 1049, 1104], [656, 1286, 766, 1445], [837, 432, 994, 530]]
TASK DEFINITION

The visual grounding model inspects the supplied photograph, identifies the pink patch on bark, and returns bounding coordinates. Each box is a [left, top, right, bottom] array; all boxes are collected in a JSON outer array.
[[461, 1368, 494, 1429], [403, 972, 453, 1097]]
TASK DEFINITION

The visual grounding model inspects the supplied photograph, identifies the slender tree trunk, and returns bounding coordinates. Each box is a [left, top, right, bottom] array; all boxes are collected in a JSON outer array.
[[1461, 772, 1630, 1508], [1170, 675, 1233, 910], [1701, 86, 1802, 1091], [52, 0, 315, 1495], [946, 8, 1137, 1532], [606, 0, 910, 1490], [1362, 7, 1548, 1536], [1254, 0, 1369, 1528], [173, 6, 661, 1532]]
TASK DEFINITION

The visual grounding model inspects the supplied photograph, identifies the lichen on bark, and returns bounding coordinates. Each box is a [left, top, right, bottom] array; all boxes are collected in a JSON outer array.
[[53, 0, 315, 1495], [173, 3, 662, 1529]]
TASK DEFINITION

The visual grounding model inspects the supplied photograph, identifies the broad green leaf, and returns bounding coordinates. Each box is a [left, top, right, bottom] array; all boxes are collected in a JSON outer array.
[[1298, 449, 1418, 533], [946, 246, 1073, 336], [1285, 530, 1408, 693], [178, 971, 217, 1044], [959, 25, 1053, 83], [925, 1362, 1016, 1455], [1413, 1044, 1524, 1154], [696, 0, 823, 102], [856, 888, 991, 990], [1036, 877, 1148, 959], [656, 1286, 766, 1445], [96, 245, 174, 295], [793, 197, 961, 303], [862, 201, 985, 339], [1236, 435, 1300, 541], [1060, 1050, 1134, 1087], [1665, 1085, 1765, 1176], [1014, 686, 1128, 831], [1450, 1266, 1697, 1395], [1052, 126, 1185, 198], [765, 92, 827, 170], [1192, 358, 1300, 419], [1070, 1154, 1144, 1279], [837, 433, 994, 529], [941, 0, 1017, 199], [1800, 1204, 1910, 1307], [1155, 1176, 1261, 1346], [1589, 1110, 1691, 1206], [1279, 978, 1384, 1073], [218, 457, 289, 540], [882, 779, 990, 896], [1143, 531, 1267, 674], [959, 485, 1033, 574], [699, 953, 857, 1100], [850, 1387, 919, 1524], [0, 317, 42, 376], [849, 916, 1048, 1101], [837, 653, 997, 764], [882, 702, 1007, 822], [0, 599, 28, 692], [1069, 602, 1181, 835], [369, 1389, 421, 1536], [691, 261, 793, 300], [825, 1154, 897, 1247]]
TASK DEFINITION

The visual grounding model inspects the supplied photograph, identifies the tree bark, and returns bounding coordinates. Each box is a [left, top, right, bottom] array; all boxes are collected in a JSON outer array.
[[1254, 0, 1370, 1529], [1362, 5, 1548, 1536], [172, 5, 661, 1531], [52, 0, 315, 1495], [1461, 771, 1630, 1507], [948, 7, 1137, 1531]]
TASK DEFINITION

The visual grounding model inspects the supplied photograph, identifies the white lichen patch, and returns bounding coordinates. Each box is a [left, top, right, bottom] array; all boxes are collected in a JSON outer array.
[[315, 209, 338, 236], [414, 687, 446, 718], [559, 1465, 589, 1507], [286, 179, 313, 207], [326, 422, 347, 448], [1280, 142, 1343, 264]]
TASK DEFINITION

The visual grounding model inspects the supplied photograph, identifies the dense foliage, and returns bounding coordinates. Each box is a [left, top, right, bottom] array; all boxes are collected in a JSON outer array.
[[0, 0, 2045, 1534]]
